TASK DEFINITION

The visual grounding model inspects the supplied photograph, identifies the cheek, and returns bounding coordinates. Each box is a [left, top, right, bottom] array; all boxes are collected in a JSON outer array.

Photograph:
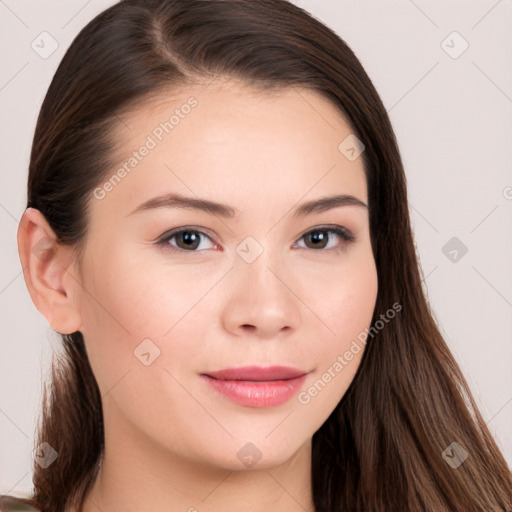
[[77, 241, 215, 393], [76, 243, 167, 393], [295, 253, 377, 414], [80, 242, 173, 335], [307, 248, 378, 373], [305, 243, 378, 334], [331, 259, 378, 340]]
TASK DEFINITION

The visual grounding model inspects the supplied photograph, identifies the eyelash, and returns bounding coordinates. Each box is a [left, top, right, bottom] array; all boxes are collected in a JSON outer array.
[[156, 225, 355, 254]]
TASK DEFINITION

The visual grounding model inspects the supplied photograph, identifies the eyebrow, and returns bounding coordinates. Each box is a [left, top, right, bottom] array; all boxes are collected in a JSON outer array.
[[128, 192, 367, 218]]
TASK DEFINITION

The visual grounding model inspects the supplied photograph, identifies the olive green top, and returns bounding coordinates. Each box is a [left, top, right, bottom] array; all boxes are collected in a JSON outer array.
[[0, 495, 41, 512]]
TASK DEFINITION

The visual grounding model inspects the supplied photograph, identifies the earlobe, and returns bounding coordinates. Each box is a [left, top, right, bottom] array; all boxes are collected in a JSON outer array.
[[17, 207, 83, 335]]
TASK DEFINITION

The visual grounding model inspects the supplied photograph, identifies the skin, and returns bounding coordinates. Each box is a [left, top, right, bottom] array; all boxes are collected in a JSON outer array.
[[18, 79, 378, 512]]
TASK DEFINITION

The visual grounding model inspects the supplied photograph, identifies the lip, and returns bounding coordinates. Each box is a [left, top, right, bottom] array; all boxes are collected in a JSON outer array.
[[204, 365, 307, 381], [201, 365, 309, 408]]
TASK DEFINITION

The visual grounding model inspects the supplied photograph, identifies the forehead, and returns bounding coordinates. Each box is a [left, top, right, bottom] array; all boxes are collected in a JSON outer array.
[[93, 80, 367, 221]]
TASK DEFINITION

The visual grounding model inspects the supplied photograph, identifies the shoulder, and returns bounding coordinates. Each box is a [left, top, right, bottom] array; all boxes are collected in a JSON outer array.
[[0, 494, 42, 511]]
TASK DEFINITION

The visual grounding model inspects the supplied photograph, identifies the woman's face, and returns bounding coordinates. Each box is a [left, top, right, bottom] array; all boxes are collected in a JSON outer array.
[[71, 80, 378, 470]]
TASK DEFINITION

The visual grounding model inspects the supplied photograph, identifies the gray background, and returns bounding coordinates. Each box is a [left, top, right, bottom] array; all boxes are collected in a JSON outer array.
[[1, 0, 511, 497]]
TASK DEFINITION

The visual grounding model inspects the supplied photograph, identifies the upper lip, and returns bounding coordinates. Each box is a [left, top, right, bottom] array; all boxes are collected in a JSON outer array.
[[203, 365, 308, 381]]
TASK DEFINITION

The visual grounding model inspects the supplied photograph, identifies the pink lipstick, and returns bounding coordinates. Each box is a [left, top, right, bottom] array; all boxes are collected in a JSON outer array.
[[201, 365, 308, 408]]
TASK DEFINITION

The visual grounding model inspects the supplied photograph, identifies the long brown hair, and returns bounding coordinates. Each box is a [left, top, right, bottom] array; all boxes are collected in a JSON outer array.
[[21, 1, 511, 511]]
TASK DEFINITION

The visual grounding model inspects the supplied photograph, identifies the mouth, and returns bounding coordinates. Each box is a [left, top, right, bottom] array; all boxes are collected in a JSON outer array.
[[200, 365, 309, 407], [203, 365, 307, 381]]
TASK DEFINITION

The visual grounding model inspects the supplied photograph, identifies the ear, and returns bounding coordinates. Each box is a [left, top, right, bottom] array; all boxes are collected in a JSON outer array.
[[17, 207, 83, 335]]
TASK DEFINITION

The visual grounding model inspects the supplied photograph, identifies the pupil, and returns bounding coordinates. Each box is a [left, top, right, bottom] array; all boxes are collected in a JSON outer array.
[[310, 231, 327, 247], [182, 231, 198, 247]]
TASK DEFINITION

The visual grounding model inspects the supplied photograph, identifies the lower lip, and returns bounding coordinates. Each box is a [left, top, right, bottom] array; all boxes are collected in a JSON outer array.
[[201, 374, 307, 408]]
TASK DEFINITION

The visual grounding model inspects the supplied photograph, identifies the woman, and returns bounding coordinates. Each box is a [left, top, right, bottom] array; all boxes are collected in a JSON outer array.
[[4, 0, 511, 511]]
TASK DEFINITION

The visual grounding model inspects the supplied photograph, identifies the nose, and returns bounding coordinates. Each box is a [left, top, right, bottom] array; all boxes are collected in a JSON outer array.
[[220, 248, 303, 340]]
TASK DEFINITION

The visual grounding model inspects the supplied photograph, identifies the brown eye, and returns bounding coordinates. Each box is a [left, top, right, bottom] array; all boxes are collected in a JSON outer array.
[[173, 230, 203, 250], [304, 229, 330, 249], [158, 228, 216, 252], [296, 226, 354, 251]]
